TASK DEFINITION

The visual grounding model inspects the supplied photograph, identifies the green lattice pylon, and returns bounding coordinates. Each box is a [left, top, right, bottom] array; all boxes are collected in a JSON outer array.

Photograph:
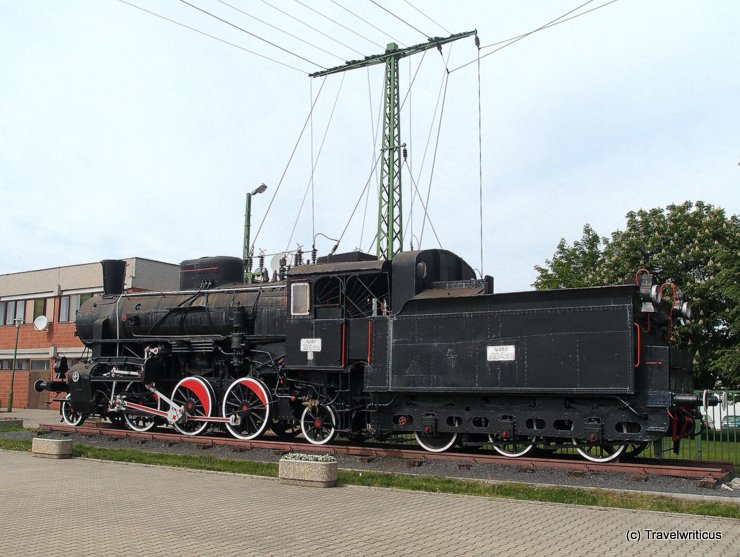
[[377, 44, 403, 260], [310, 30, 477, 261]]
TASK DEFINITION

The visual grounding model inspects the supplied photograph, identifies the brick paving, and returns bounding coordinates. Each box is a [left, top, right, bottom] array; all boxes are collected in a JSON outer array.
[[1, 450, 738, 556]]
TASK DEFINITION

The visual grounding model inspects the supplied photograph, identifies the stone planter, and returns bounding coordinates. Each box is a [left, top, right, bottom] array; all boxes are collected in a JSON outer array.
[[32, 438, 72, 459], [279, 457, 337, 488]]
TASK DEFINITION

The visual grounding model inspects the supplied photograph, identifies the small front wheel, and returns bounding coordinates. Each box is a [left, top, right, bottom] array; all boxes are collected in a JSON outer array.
[[60, 394, 85, 426], [300, 404, 337, 445]]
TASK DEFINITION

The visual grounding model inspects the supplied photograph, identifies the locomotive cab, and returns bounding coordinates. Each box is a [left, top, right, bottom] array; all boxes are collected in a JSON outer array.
[[285, 252, 391, 369]]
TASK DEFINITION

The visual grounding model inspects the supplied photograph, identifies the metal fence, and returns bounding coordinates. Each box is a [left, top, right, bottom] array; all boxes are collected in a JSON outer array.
[[593, 390, 739, 466], [687, 390, 739, 465]]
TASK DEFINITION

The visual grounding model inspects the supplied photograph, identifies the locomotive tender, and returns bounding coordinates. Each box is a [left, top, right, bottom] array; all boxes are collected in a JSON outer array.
[[37, 249, 714, 462]]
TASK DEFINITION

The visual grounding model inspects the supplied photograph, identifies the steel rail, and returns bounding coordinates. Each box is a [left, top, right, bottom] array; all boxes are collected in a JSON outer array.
[[40, 422, 733, 482]]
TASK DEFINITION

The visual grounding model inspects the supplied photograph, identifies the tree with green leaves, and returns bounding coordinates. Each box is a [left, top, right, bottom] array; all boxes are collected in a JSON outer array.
[[533, 201, 739, 388], [532, 224, 604, 290]]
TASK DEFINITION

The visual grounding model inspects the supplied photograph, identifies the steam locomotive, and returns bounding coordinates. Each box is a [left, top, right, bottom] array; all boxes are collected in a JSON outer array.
[[37, 249, 719, 462]]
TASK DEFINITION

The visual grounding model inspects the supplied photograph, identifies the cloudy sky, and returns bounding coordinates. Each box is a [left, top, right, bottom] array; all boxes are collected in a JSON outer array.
[[1, 0, 737, 292]]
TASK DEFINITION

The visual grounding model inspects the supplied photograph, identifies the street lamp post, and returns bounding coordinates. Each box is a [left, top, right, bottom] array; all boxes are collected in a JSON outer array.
[[243, 183, 267, 283], [7, 317, 22, 412]]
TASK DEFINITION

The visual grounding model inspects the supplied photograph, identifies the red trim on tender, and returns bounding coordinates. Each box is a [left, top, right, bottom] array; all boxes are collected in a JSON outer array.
[[367, 321, 373, 364], [181, 378, 211, 415], [633, 323, 641, 368], [341, 322, 346, 368], [239, 378, 268, 406]]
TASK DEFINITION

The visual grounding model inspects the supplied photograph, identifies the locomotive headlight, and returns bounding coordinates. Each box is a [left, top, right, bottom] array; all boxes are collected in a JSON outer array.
[[650, 284, 662, 304], [638, 273, 658, 313]]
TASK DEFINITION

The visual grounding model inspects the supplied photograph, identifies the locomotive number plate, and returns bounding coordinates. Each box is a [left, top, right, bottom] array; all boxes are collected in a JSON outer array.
[[300, 338, 322, 352], [487, 345, 515, 361]]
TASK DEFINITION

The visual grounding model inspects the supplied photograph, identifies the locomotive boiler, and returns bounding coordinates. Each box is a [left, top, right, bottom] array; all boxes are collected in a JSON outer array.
[[37, 249, 719, 462]]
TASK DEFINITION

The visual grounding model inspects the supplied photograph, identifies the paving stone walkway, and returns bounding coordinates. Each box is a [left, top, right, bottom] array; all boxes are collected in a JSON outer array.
[[1, 450, 737, 556]]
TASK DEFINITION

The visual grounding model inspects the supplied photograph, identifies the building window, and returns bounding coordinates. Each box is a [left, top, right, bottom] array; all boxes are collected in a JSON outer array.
[[14, 300, 25, 323], [33, 298, 46, 320], [30, 360, 50, 371], [0, 359, 29, 371], [5, 301, 15, 325], [0, 301, 5, 325], [60, 294, 85, 322], [80, 292, 94, 305], [59, 296, 70, 322], [70, 295, 82, 321]]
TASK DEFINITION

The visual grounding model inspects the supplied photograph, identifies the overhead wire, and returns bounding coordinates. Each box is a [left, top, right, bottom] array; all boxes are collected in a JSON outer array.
[[402, 0, 451, 35], [402, 52, 448, 244], [284, 76, 347, 252], [368, 0, 430, 39], [251, 78, 328, 254], [407, 57, 413, 250], [215, 0, 345, 62], [310, 79, 316, 245], [116, 0, 308, 73], [178, 0, 325, 69], [293, 0, 384, 50], [476, 34, 484, 276], [359, 68, 384, 250], [260, 0, 367, 58], [450, 0, 619, 73], [330, 0, 405, 47], [405, 160, 443, 249], [337, 153, 384, 252], [480, 0, 618, 49], [418, 69, 450, 246]]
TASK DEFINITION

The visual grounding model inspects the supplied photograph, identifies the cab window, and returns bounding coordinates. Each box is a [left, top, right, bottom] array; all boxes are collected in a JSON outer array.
[[291, 283, 310, 316]]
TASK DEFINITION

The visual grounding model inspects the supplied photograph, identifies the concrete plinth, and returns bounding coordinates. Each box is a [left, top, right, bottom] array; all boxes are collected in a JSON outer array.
[[279, 459, 337, 487], [31, 437, 72, 459]]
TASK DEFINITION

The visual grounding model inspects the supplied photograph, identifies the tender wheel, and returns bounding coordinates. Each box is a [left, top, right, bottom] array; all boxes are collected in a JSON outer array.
[[488, 435, 536, 458], [300, 404, 337, 445], [60, 394, 85, 426], [414, 431, 458, 453], [572, 439, 626, 463], [123, 381, 160, 433], [171, 377, 213, 436], [222, 377, 271, 440]]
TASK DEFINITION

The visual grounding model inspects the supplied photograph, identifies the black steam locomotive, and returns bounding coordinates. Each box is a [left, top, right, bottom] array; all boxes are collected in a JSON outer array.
[[37, 249, 716, 462]]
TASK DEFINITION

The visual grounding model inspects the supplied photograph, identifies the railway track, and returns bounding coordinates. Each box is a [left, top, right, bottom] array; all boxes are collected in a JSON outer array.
[[40, 422, 734, 483]]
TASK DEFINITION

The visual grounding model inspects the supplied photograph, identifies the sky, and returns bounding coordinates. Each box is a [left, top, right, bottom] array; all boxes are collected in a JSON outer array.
[[0, 0, 738, 292]]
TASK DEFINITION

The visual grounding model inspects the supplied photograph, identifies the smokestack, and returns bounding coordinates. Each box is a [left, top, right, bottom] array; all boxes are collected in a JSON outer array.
[[101, 260, 127, 295]]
